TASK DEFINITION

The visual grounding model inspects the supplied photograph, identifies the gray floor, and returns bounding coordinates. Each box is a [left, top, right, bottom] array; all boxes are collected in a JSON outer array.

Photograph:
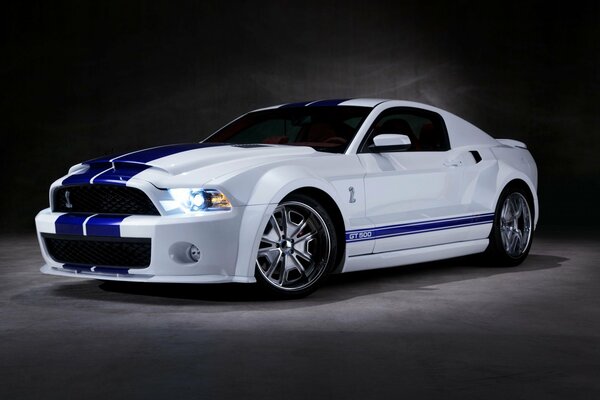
[[1, 231, 599, 399]]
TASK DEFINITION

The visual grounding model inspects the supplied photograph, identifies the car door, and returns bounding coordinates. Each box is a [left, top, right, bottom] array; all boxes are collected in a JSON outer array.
[[357, 107, 474, 253]]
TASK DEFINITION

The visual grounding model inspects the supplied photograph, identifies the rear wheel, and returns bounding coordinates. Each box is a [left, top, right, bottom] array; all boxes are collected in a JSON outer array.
[[487, 185, 534, 266], [255, 194, 337, 298]]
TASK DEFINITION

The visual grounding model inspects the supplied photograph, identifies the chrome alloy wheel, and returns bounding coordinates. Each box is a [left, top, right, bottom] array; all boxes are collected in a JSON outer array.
[[499, 192, 532, 258], [256, 201, 331, 292]]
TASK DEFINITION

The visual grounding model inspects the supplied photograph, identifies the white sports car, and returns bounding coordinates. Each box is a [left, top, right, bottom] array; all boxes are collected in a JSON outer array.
[[35, 99, 538, 297]]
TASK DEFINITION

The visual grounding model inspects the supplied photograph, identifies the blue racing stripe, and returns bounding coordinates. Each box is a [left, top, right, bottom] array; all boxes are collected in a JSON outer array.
[[112, 143, 224, 163], [347, 213, 494, 234], [346, 213, 494, 242], [63, 264, 93, 273], [62, 264, 130, 275], [279, 99, 352, 108], [279, 101, 315, 108], [54, 214, 130, 237], [62, 168, 104, 185], [62, 143, 227, 186], [373, 221, 492, 240], [86, 214, 129, 237], [93, 266, 130, 275], [55, 214, 89, 235], [307, 99, 351, 107], [90, 164, 151, 185]]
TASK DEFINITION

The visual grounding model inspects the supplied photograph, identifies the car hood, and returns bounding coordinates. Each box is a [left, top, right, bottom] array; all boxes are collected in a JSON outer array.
[[144, 144, 318, 176], [71, 143, 322, 187]]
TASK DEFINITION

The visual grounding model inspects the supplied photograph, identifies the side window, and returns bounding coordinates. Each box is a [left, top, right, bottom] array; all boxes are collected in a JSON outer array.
[[359, 107, 450, 152]]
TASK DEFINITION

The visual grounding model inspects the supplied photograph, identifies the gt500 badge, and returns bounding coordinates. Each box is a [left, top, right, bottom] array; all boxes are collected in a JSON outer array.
[[348, 231, 372, 240]]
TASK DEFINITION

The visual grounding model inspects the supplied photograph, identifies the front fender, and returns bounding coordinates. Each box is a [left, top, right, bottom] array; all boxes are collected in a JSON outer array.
[[229, 165, 346, 278], [248, 165, 341, 206]]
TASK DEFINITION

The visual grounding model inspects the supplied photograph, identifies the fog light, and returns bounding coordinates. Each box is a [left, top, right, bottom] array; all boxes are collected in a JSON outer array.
[[189, 245, 201, 262]]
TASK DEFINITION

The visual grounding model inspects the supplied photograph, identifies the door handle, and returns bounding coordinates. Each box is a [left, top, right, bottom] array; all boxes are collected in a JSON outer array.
[[444, 160, 462, 167]]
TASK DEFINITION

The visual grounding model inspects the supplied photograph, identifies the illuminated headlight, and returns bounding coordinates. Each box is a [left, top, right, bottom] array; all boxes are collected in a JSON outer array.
[[168, 188, 232, 213]]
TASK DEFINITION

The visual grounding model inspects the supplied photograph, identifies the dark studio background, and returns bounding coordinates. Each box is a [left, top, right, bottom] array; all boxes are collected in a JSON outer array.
[[1, 1, 598, 233], [2, 3, 600, 400]]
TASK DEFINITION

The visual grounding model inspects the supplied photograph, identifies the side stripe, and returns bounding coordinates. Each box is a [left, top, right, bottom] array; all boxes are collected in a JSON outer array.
[[346, 213, 494, 242], [347, 213, 495, 234]]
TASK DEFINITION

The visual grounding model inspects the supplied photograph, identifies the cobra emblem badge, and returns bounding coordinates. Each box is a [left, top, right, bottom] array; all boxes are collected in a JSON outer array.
[[348, 186, 356, 203], [64, 190, 73, 209]]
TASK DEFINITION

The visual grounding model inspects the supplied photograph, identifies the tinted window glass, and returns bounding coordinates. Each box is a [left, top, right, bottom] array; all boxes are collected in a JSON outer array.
[[206, 106, 371, 153], [360, 107, 450, 152]]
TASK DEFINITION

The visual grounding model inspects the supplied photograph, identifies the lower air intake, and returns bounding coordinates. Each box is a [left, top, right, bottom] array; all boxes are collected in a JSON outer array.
[[43, 234, 151, 268]]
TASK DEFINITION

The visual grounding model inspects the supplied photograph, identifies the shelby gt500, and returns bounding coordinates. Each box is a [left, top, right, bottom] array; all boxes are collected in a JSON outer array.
[[35, 99, 538, 297]]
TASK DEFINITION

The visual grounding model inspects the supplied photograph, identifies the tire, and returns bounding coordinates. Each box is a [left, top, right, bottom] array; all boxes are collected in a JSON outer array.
[[486, 184, 534, 266], [254, 193, 338, 298]]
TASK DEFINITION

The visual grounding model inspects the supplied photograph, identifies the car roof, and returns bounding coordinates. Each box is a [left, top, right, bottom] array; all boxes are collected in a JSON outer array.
[[250, 98, 499, 148], [254, 98, 389, 110], [252, 98, 465, 111]]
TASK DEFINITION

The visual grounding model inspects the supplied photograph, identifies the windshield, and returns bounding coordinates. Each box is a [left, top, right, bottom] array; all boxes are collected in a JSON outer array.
[[204, 106, 371, 153]]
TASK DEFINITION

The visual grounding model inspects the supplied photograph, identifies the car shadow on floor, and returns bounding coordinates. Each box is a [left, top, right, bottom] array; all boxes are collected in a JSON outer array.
[[43, 253, 568, 309]]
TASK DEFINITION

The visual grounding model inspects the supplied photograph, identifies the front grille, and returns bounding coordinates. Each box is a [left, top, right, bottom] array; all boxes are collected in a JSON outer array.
[[53, 185, 160, 215], [43, 234, 151, 268]]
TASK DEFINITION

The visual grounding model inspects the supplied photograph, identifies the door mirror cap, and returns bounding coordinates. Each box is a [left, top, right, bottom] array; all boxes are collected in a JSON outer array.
[[369, 134, 411, 153]]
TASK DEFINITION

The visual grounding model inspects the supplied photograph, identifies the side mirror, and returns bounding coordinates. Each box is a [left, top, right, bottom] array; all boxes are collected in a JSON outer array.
[[368, 134, 411, 153]]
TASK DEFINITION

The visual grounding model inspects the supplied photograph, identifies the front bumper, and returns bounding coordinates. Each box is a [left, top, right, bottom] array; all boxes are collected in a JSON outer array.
[[35, 207, 257, 283]]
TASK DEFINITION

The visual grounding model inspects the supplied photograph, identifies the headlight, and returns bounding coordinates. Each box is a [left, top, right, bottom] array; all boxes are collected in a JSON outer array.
[[168, 188, 232, 213]]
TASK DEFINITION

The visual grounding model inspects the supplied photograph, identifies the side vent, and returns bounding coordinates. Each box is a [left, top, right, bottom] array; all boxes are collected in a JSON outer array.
[[470, 151, 482, 163]]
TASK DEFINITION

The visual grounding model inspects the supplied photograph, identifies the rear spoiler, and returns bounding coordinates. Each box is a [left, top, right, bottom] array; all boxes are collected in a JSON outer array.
[[497, 139, 527, 149]]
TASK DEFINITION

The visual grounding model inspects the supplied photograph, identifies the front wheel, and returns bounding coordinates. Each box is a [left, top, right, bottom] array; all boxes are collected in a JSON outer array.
[[255, 194, 337, 298], [486, 185, 534, 266]]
